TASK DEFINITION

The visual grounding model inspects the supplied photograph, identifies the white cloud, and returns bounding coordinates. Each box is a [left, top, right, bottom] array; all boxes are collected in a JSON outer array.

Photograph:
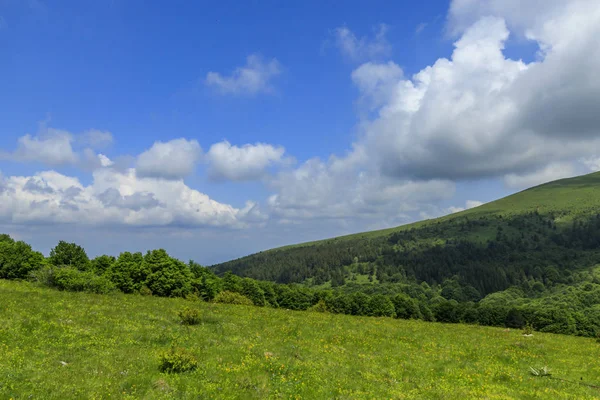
[[205, 54, 281, 95], [351, 61, 404, 111], [503, 163, 577, 190], [333, 24, 391, 62], [342, 3, 600, 182], [2, 129, 78, 166], [136, 138, 202, 180], [206, 141, 287, 181], [0, 167, 264, 229], [266, 152, 455, 223]]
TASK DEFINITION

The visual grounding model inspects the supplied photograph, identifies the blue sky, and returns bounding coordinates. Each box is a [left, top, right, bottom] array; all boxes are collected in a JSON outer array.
[[1, 0, 599, 264]]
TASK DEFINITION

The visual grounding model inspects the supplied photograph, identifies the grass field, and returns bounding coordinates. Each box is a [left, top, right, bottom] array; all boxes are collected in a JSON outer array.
[[2, 280, 600, 399]]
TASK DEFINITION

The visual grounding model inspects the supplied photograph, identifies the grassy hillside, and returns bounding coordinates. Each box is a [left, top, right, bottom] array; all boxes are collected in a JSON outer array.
[[2, 280, 600, 399], [211, 172, 600, 292]]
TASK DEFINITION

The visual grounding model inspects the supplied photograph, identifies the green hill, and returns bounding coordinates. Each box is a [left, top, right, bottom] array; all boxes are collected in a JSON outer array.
[[2, 280, 600, 399], [212, 171, 600, 294]]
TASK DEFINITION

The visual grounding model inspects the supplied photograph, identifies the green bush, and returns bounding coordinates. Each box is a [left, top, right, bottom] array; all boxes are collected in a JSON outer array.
[[241, 278, 266, 306], [213, 291, 253, 305], [368, 295, 396, 318], [37, 266, 115, 294], [139, 285, 153, 296], [143, 250, 192, 298], [158, 347, 198, 373], [308, 299, 328, 313], [49, 241, 90, 271], [178, 308, 201, 325], [0, 240, 46, 280]]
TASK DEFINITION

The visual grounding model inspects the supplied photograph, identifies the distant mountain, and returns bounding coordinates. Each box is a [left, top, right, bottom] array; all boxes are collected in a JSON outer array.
[[212, 172, 600, 297]]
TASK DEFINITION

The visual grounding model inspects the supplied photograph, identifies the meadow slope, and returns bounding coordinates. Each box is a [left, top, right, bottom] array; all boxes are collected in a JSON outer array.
[[1, 280, 600, 399]]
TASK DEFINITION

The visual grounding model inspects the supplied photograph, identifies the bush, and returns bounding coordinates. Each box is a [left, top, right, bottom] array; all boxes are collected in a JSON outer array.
[[392, 294, 422, 320], [158, 347, 198, 373], [0, 240, 46, 280], [308, 300, 328, 313], [49, 241, 90, 271], [35, 266, 115, 294], [213, 291, 254, 305], [143, 250, 192, 298], [241, 278, 266, 306], [368, 295, 396, 317], [178, 308, 201, 325], [139, 285, 153, 296]]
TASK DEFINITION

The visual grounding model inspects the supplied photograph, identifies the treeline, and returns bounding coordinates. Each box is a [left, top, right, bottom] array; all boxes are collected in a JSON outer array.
[[2, 233, 600, 338]]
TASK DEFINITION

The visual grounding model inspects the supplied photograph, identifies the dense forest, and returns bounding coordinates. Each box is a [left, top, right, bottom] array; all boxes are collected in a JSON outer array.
[[213, 212, 600, 295]]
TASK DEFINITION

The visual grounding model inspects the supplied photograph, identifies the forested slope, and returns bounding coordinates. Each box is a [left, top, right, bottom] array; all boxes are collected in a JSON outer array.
[[212, 172, 600, 296]]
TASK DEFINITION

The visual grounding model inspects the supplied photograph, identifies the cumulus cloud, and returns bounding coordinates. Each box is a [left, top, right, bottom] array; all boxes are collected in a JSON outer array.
[[206, 141, 287, 181], [333, 24, 391, 62], [3, 128, 78, 165], [1, 125, 116, 168], [343, 2, 600, 182], [0, 168, 264, 228], [503, 163, 578, 190], [205, 54, 281, 95], [266, 151, 455, 224], [136, 138, 202, 180]]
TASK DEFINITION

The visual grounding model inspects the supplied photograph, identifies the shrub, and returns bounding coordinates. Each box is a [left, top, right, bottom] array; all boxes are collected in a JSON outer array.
[[143, 250, 192, 298], [158, 347, 198, 373], [308, 300, 328, 313], [523, 323, 534, 335], [241, 278, 266, 306], [139, 285, 153, 296], [178, 308, 201, 325], [36, 266, 115, 294], [0, 240, 46, 280], [392, 294, 422, 320], [368, 295, 396, 318], [213, 291, 253, 305], [49, 241, 90, 271]]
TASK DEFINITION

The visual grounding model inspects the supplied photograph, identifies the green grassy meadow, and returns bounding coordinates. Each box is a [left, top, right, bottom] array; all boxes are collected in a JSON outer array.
[[2, 280, 600, 399]]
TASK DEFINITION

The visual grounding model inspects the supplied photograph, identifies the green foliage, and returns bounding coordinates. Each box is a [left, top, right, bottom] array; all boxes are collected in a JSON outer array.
[[41, 266, 115, 294], [523, 323, 534, 335], [49, 241, 90, 271], [91, 255, 115, 275], [177, 307, 201, 325], [189, 261, 221, 301], [241, 277, 266, 306], [0, 240, 45, 279], [308, 299, 328, 312], [392, 293, 422, 319], [505, 308, 526, 328], [368, 294, 395, 317], [213, 290, 254, 305], [143, 250, 192, 298], [106, 252, 146, 293], [158, 347, 198, 373]]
